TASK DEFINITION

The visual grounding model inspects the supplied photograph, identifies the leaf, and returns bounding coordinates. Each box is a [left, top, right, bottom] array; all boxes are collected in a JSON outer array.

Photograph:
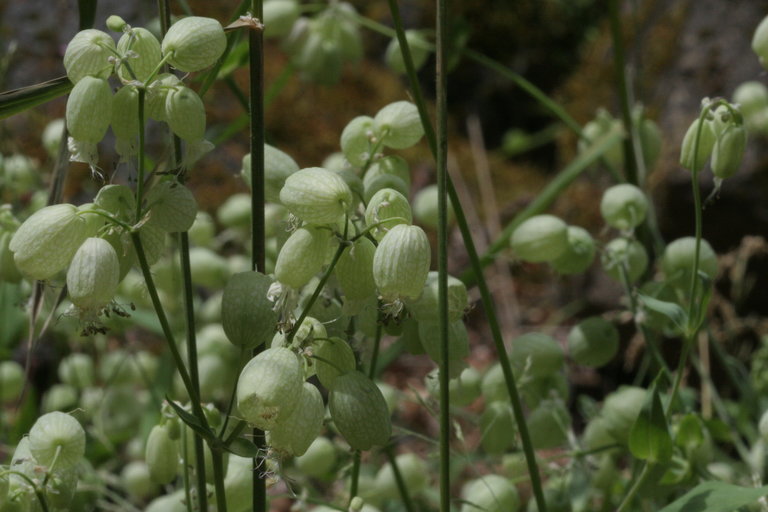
[[165, 398, 214, 442], [629, 385, 673, 463], [0, 77, 73, 120], [675, 414, 706, 451], [224, 437, 261, 458], [659, 481, 768, 512], [638, 294, 689, 334]]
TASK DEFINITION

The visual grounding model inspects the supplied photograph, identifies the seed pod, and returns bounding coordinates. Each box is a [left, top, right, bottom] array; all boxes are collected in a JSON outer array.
[[63, 29, 115, 83], [661, 236, 718, 289], [334, 237, 377, 302], [279, 167, 353, 224], [236, 347, 304, 430], [116, 27, 162, 82], [510, 332, 564, 378], [407, 271, 468, 323], [711, 123, 747, 179], [680, 117, 716, 171], [28, 411, 85, 470], [374, 101, 424, 149], [58, 353, 95, 389], [341, 115, 375, 167], [146, 180, 198, 233], [294, 437, 337, 478], [365, 188, 412, 241], [66, 76, 112, 143], [275, 226, 332, 289], [222, 271, 278, 349], [264, 0, 301, 38], [601, 237, 648, 283], [145, 424, 179, 485], [146, 73, 181, 121], [111, 85, 140, 159], [373, 224, 431, 302], [241, 145, 300, 203], [568, 317, 619, 368], [10, 204, 90, 280], [480, 401, 517, 454], [385, 30, 431, 74], [268, 382, 324, 457], [0, 360, 24, 403], [165, 86, 205, 142], [600, 184, 648, 231], [67, 237, 120, 311], [162, 16, 226, 72], [460, 475, 520, 512], [510, 214, 568, 263], [329, 370, 391, 450], [753, 15, 768, 68], [550, 226, 596, 275], [314, 337, 357, 389]]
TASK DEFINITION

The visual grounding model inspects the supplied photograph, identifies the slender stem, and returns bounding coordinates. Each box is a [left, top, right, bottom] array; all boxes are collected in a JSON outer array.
[[135, 88, 146, 223], [385, 446, 417, 512], [348, 450, 362, 504], [249, 1, 267, 510], [178, 233, 209, 511], [435, 0, 451, 509], [608, 0, 638, 185], [181, 425, 193, 512], [616, 462, 653, 512], [367, 321, 383, 379], [387, 3, 547, 509], [211, 449, 229, 512]]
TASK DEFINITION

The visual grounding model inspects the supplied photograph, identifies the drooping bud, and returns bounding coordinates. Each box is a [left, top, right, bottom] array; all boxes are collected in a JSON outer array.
[[711, 123, 747, 180], [373, 101, 424, 149], [279, 167, 353, 224], [116, 27, 162, 82], [600, 183, 649, 231], [165, 86, 206, 142], [510, 214, 568, 263], [67, 237, 120, 311], [161, 16, 226, 72], [373, 224, 431, 303], [679, 116, 716, 171], [66, 76, 112, 143], [63, 29, 116, 83]]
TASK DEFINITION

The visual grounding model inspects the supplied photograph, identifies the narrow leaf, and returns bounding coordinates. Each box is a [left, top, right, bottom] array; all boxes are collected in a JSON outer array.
[[165, 398, 214, 441], [0, 77, 72, 120], [629, 386, 673, 463], [659, 481, 768, 512], [638, 294, 688, 334], [224, 437, 261, 458]]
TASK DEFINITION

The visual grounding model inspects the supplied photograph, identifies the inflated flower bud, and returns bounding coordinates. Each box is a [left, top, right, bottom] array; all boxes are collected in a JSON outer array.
[[661, 237, 718, 289], [568, 317, 619, 368], [106, 15, 128, 32], [145, 180, 198, 233], [63, 29, 115, 83], [294, 437, 337, 479], [407, 271, 468, 323], [275, 226, 332, 289], [550, 226, 596, 275], [373, 224, 431, 302], [28, 411, 86, 470], [314, 337, 357, 389], [334, 236, 377, 302], [363, 173, 409, 204], [10, 204, 90, 280], [0, 231, 22, 283], [66, 76, 112, 143], [601, 237, 648, 283], [117, 27, 162, 82], [329, 371, 391, 450], [412, 184, 456, 229], [146, 73, 181, 121], [222, 271, 278, 349], [279, 167, 353, 224], [363, 155, 411, 191], [461, 475, 520, 512], [340, 115, 375, 167], [58, 353, 95, 389], [263, 0, 301, 39], [480, 402, 517, 454], [418, 319, 470, 378], [67, 237, 120, 311], [385, 30, 431, 74], [241, 144, 300, 203], [600, 184, 648, 231], [268, 382, 324, 457], [145, 424, 179, 485], [510, 214, 568, 263], [733, 81, 768, 120], [752, 15, 768, 68], [165, 86, 206, 142], [365, 188, 412, 240], [42, 118, 65, 157], [374, 101, 424, 149], [711, 123, 747, 179], [0, 360, 24, 403], [161, 16, 226, 72], [680, 117, 716, 171], [111, 85, 140, 160], [236, 347, 304, 429]]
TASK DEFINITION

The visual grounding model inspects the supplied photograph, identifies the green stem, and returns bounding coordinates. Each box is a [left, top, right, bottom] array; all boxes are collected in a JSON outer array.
[[178, 232, 209, 511], [367, 321, 383, 379], [616, 462, 653, 512], [608, 0, 638, 186], [348, 450, 362, 504], [436, 0, 451, 509], [385, 446, 417, 512], [135, 88, 146, 223], [211, 449, 229, 512], [386, 2, 547, 510], [249, 1, 267, 510]]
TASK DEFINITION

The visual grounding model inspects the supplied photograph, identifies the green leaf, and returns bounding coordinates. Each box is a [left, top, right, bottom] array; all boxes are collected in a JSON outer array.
[[0, 77, 73, 120], [224, 437, 261, 458], [675, 413, 706, 451], [165, 398, 214, 442], [659, 481, 768, 512], [638, 294, 689, 334], [629, 386, 673, 463]]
